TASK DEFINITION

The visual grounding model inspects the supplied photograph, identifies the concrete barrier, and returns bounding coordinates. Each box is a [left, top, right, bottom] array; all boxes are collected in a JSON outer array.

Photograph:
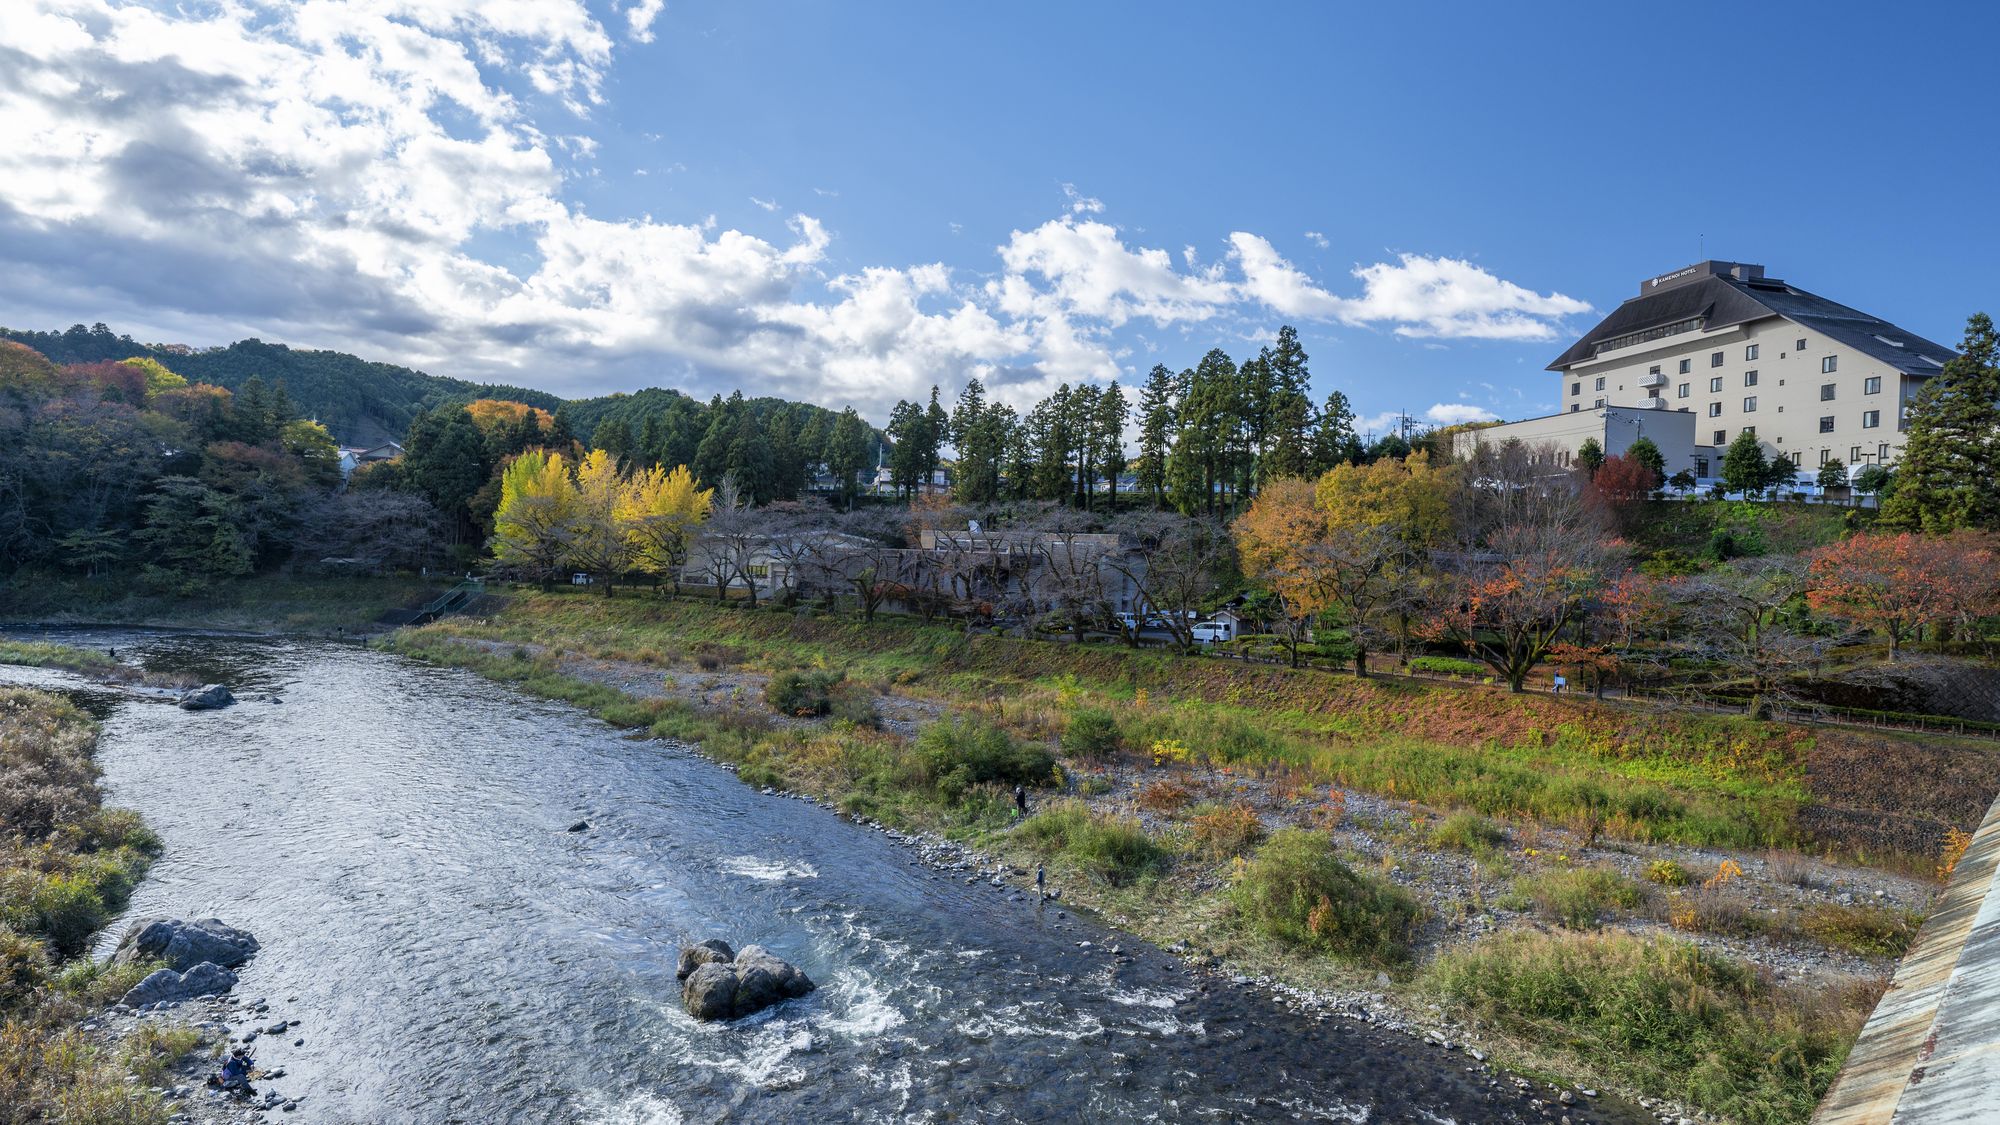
[[1813, 794, 2000, 1123]]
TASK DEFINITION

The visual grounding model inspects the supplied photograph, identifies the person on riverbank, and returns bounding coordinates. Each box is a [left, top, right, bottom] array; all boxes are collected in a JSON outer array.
[[210, 1047, 255, 1096], [1013, 784, 1028, 817], [1035, 863, 1046, 895]]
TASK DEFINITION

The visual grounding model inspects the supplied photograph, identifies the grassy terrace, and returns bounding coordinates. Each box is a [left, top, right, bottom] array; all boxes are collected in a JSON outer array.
[[404, 590, 1994, 867], [388, 590, 2000, 1124]]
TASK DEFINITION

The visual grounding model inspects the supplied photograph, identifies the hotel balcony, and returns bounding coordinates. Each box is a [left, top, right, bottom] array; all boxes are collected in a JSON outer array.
[[1638, 371, 1668, 389]]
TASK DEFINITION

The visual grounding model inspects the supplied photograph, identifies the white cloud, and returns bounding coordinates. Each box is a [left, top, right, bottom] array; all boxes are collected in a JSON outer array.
[[1304, 231, 1329, 248], [623, 0, 667, 43], [1425, 403, 1500, 426], [1228, 235, 1590, 340], [0, 0, 1589, 425], [1061, 183, 1105, 215]]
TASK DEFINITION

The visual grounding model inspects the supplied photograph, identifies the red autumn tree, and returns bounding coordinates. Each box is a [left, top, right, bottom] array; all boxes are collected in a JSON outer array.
[[1420, 521, 1609, 692], [1806, 532, 2000, 659], [1589, 453, 1660, 503]]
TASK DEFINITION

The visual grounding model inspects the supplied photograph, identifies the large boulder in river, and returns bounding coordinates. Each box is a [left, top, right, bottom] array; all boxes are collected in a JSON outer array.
[[178, 684, 235, 711], [120, 961, 237, 1008], [113, 917, 259, 971], [677, 940, 814, 1021]]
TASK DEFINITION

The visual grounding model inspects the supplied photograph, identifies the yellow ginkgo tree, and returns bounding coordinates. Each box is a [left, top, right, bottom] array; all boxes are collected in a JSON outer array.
[[491, 449, 577, 590], [620, 463, 713, 594]]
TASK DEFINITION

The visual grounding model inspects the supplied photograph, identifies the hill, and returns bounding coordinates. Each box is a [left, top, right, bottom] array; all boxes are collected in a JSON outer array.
[[0, 322, 560, 446]]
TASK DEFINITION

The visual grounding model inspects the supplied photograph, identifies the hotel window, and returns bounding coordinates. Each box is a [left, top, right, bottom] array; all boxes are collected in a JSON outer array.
[[1744, 426, 1755, 437], [1711, 351, 1725, 367], [1790, 451, 1802, 464], [1568, 404, 1579, 413], [1708, 402, 1722, 417], [1863, 410, 1881, 429], [1679, 358, 1692, 374], [1594, 397, 1605, 408], [1649, 364, 1661, 376], [1744, 370, 1758, 387], [1820, 383, 1836, 401], [1594, 376, 1605, 391], [1712, 432, 1725, 447], [1571, 381, 1580, 396], [1743, 396, 1758, 412], [1819, 449, 1830, 466], [1852, 446, 1863, 461], [1797, 338, 1808, 351], [1677, 383, 1690, 399], [1709, 376, 1723, 392], [1745, 344, 1759, 361], [1879, 443, 1890, 460], [1821, 355, 1838, 373], [1819, 415, 1835, 433], [1697, 457, 1710, 476], [1864, 376, 1881, 395]]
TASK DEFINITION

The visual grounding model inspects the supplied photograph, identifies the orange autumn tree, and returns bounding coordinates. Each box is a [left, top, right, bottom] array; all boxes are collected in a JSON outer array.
[[1806, 532, 1999, 660], [1420, 522, 1608, 693], [464, 398, 555, 434], [1234, 478, 1399, 673]]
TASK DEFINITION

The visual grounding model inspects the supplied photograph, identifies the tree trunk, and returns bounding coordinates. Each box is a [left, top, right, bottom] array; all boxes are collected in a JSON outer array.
[[1354, 648, 1368, 679]]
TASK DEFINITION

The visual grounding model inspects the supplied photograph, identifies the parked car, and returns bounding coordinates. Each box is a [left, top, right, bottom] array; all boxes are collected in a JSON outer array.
[[570, 572, 592, 585], [1191, 620, 1236, 644]]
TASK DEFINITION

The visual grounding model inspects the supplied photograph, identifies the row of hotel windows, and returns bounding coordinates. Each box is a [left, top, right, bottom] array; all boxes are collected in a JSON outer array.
[[1578, 370, 1871, 397], [1574, 341, 1839, 397], [1706, 429, 1894, 466]]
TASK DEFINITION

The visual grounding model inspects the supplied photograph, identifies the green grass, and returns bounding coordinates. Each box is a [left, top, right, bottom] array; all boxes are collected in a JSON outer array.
[[1502, 867, 1647, 929], [1428, 812, 1508, 859], [1230, 828, 1423, 966], [0, 687, 181, 1124], [1801, 903, 1924, 958], [0, 641, 120, 674], [1425, 930, 1877, 1125], [1014, 801, 1167, 887]]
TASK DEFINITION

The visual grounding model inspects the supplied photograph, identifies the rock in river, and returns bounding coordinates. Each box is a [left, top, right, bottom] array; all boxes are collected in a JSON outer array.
[[120, 961, 238, 1007], [178, 684, 236, 710], [677, 940, 814, 1020], [113, 917, 259, 971]]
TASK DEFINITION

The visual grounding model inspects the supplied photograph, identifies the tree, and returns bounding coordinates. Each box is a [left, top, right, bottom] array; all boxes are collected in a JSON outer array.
[[567, 449, 638, 594], [1312, 390, 1359, 472], [1806, 532, 1999, 660], [1315, 452, 1452, 548], [1882, 312, 2000, 532], [491, 449, 577, 590], [1816, 458, 1848, 491], [1680, 556, 1818, 708], [1589, 454, 1658, 504], [1420, 515, 1608, 692], [1104, 514, 1231, 651], [1575, 438, 1605, 477], [621, 464, 712, 593], [1625, 437, 1666, 484], [1134, 364, 1177, 508], [1093, 381, 1129, 511], [1766, 456, 1800, 495], [1720, 430, 1769, 496], [824, 408, 871, 510], [1854, 463, 1894, 496], [293, 490, 445, 574], [1667, 468, 1697, 494], [138, 477, 252, 594]]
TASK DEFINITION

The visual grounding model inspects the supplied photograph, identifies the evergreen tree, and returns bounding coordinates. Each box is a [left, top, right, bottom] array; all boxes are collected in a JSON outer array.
[[923, 386, 950, 488], [1575, 438, 1605, 477], [1720, 430, 1769, 495], [824, 408, 871, 510], [1134, 364, 1177, 508], [1625, 437, 1666, 485], [1094, 380, 1129, 511], [1311, 390, 1358, 471], [1881, 312, 2000, 532], [1817, 458, 1848, 491]]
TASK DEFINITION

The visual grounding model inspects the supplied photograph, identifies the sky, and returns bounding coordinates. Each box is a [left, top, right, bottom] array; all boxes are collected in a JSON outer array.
[[1, 1, 1994, 436]]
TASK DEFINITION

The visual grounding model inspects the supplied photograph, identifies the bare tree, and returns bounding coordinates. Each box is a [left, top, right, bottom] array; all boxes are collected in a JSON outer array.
[[691, 478, 769, 607], [1105, 513, 1231, 651], [1678, 555, 1825, 713], [293, 490, 445, 575]]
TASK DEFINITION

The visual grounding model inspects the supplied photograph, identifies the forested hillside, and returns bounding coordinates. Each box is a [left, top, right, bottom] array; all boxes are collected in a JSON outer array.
[[0, 323, 559, 446]]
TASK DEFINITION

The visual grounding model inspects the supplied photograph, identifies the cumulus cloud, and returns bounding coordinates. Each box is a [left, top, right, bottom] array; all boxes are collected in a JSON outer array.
[[1304, 231, 1329, 248], [0, 0, 1587, 421], [1424, 403, 1499, 426]]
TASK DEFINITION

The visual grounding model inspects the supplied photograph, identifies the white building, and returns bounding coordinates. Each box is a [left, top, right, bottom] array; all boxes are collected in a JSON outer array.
[[1468, 261, 1956, 483], [1452, 403, 1706, 477]]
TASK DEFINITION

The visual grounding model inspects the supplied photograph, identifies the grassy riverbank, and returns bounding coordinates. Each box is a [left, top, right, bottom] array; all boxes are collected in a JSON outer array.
[[0, 686, 201, 1122], [0, 573, 450, 634], [386, 589, 1991, 1123]]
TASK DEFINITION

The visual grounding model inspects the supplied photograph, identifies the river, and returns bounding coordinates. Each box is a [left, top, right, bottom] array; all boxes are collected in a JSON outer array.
[[2, 629, 1628, 1123]]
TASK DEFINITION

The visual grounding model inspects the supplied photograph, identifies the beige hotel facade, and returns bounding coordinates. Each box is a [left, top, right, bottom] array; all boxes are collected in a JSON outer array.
[[1456, 261, 1957, 484]]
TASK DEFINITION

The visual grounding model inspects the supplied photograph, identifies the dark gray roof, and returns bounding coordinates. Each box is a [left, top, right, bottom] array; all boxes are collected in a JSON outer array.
[[1548, 268, 1957, 375]]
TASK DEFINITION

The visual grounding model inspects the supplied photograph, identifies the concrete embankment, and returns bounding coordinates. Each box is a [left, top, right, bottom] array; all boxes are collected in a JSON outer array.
[[1814, 793, 2000, 1123]]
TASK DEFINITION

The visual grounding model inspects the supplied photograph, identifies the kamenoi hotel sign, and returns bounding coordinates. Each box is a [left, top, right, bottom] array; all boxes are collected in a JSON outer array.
[[1648, 265, 1702, 289]]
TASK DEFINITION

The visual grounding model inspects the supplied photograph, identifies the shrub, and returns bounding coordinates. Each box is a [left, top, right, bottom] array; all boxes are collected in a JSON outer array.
[[765, 668, 843, 716], [1061, 709, 1123, 761], [1190, 802, 1266, 858], [1231, 829, 1422, 965], [1802, 903, 1922, 957], [1137, 778, 1192, 813], [1430, 812, 1506, 858], [1426, 930, 1871, 1125], [1645, 858, 1691, 887], [1507, 867, 1645, 929], [1408, 656, 1487, 678], [1016, 801, 1167, 886], [914, 717, 1056, 801]]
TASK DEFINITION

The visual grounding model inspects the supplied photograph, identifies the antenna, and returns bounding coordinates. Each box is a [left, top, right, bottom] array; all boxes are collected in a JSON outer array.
[[1699, 233, 1705, 260]]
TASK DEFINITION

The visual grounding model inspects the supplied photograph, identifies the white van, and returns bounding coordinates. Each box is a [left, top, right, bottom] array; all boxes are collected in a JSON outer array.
[[1191, 620, 1235, 644]]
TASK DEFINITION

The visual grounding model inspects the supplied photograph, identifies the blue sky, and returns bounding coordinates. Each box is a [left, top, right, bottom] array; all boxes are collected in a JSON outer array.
[[1, 1, 1992, 434]]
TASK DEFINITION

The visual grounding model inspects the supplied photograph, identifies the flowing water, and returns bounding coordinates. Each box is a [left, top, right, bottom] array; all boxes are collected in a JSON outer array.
[[3, 629, 1637, 1124]]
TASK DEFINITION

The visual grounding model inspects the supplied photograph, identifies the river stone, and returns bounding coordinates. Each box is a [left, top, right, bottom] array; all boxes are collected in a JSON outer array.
[[682, 961, 738, 1020], [178, 684, 235, 711], [675, 939, 734, 981], [114, 917, 259, 971], [735, 944, 813, 1000], [120, 961, 237, 1008]]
